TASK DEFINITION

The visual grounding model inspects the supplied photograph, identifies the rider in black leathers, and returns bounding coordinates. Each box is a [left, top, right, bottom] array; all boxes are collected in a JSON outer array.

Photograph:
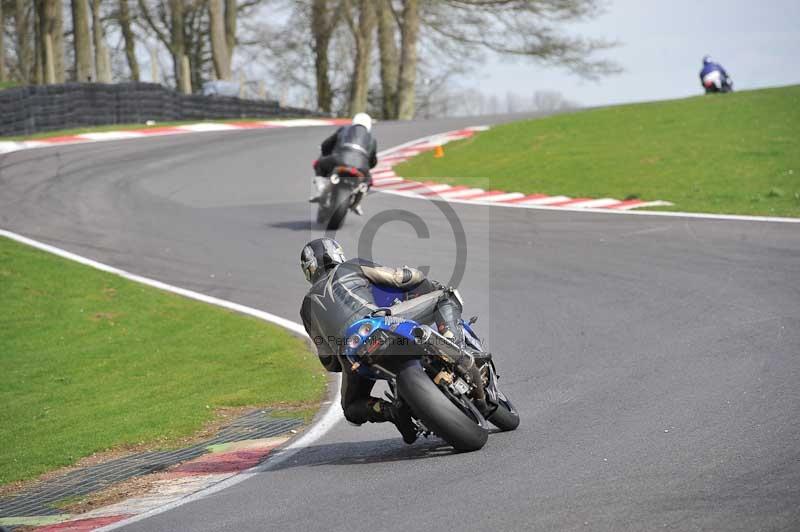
[[299, 238, 465, 444], [311, 113, 377, 215]]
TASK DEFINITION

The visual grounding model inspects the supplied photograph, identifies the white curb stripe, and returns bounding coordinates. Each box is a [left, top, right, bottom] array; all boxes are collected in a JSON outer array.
[[0, 119, 347, 155], [263, 118, 338, 127], [475, 192, 526, 202], [432, 187, 486, 198], [372, 177, 404, 185], [518, 195, 571, 205], [561, 198, 622, 209], [614, 200, 674, 210], [77, 131, 148, 141], [176, 123, 239, 132]]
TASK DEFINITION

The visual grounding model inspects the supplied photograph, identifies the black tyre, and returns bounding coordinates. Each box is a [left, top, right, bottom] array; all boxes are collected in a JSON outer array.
[[487, 399, 520, 431], [316, 204, 327, 224], [325, 187, 350, 230], [397, 365, 488, 452]]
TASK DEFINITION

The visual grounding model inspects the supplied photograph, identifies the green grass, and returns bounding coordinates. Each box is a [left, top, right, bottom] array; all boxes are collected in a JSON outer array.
[[396, 85, 800, 217], [0, 236, 325, 486], [0, 81, 18, 90]]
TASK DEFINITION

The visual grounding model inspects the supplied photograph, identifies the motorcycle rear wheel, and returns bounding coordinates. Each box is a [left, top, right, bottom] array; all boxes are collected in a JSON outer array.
[[397, 365, 488, 452], [325, 187, 350, 230]]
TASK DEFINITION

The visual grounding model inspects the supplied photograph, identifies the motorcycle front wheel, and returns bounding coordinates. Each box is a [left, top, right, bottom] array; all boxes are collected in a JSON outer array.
[[397, 365, 488, 452], [487, 397, 520, 431]]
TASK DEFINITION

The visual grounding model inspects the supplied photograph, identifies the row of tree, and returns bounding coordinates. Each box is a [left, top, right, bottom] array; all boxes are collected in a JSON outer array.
[[0, 1, 616, 119], [308, 0, 617, 119]]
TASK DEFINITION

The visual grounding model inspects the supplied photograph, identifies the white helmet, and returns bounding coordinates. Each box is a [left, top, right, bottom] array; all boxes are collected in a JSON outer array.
[[352, 112, 372, 132]]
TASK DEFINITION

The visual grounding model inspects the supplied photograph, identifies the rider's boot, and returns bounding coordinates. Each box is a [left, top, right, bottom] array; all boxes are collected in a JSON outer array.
[[368, 399, 418, 444], [350, 189, 367, 216], [435, 296, 465, 347]]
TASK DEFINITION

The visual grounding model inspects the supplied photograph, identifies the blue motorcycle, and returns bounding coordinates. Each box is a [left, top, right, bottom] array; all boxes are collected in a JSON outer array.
[[342, 287, 519, 451]]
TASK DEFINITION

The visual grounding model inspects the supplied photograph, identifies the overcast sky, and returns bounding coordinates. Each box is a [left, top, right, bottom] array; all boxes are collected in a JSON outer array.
[[468, 0, 800, 106]]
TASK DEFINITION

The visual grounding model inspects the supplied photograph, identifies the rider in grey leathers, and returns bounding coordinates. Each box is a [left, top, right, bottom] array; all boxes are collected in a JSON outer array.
[[299, 238, 465, 444]]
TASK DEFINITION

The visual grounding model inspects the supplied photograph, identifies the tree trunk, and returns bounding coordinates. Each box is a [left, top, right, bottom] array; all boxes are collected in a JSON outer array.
[[347, 0, 375, 115], [0, 1, 5, 83], [224, 0, 236, 67], [185, 7, 203, 94], [91, 0, 111, 82], [169, 0, 188, 92], [396, 0, 419, 120], [208, 0, 231, 80], [33, 1, 42, 83], [15, 0, 33, 82], [71, 0, 92, 81], [118, 0, 139, 80], [311, 0, 335, 113], [375, 0, 398, 119], [53, 0, 64, 82], [35, 0, 58, 84], [179, 54, 191, 94]]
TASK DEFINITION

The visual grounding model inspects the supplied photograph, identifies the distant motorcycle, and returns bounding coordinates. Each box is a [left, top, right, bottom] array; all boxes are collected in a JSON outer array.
[[314, 166, 369, 230], [342, 286, 520, 452], [702, 70, 734, 94]]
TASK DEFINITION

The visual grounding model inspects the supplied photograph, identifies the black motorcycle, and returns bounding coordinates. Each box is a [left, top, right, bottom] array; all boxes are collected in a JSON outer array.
[[342, 288, 520, 452], [315, 166, 369, 230]]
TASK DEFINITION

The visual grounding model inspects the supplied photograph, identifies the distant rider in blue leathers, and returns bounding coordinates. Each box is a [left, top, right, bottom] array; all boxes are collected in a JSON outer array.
[[699, 56, 733, 93]]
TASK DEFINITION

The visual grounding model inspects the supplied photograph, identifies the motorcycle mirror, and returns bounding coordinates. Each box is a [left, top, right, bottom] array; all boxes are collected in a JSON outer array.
[[468, 316, 478, 325]]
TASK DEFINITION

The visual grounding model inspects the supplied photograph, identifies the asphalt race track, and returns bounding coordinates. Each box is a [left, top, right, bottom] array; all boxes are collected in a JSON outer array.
[[1, 115, 798, 532]]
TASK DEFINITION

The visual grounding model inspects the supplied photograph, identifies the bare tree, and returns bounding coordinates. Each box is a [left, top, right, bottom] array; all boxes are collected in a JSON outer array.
[[53, 0, 64, 82], [117, 0, 139, 80], [311, 0, 342, 113], [0, 0, 5, 83], [91, 0, 111, 81], [34, 0, 59, 84], [375, 0, 398, 119], [424, 1, 619, 79], [208, 0, 231, 79], [71, 0, 92, 81], [224, 0, 235, 67], [342, 0, 374, 114], [14, 0, 34, 82], [395, 0, 419, 120], [392, 0, 617, 119], [137, 0, 190, 92], [533, 90, 564, 111]]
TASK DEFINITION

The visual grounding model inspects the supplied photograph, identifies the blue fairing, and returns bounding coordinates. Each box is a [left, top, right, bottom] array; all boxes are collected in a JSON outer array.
[[343, 316, 419, 379], [461, 319, 477, 338], [372, 285, 407, 308]]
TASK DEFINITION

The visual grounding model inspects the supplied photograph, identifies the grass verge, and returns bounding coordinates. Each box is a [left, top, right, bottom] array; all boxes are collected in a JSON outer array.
[[0, 236, 325, 486], [395, 85, 800, 217]]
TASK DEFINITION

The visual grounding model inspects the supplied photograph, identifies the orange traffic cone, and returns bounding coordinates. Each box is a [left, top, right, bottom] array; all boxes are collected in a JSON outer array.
[[433, 145, 444, 158]]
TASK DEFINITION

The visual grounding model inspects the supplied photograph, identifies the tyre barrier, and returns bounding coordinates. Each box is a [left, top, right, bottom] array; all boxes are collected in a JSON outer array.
[[0, 82, 314, 136]]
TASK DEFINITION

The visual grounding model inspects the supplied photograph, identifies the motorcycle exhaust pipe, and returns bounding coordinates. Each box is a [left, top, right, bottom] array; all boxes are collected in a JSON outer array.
[[411, 325, 488, 409]]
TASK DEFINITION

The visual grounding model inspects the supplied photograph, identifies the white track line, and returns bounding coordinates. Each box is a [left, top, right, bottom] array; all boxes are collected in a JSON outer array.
[[0, 228, 344, 530]]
